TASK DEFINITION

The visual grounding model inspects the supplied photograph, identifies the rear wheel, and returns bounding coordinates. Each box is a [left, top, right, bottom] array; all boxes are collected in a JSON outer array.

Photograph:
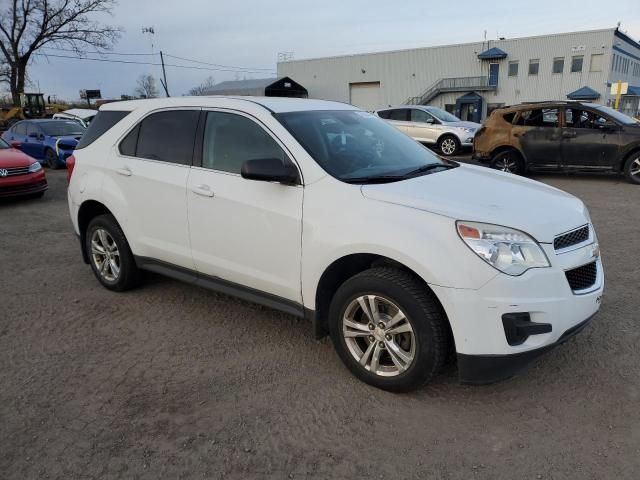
[[86, 214, 140, 291], [45, 148, 60, 169], [438, 135, 460, 156], [328, 267, 449, 392], [624, 153, 640, 185], [490, 149, 524, 175]]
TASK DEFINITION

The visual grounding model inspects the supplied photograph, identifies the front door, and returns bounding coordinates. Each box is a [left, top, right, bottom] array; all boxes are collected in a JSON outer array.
[[187, 110, 303, 303], [407, 108, 440, 143], [514, 107, 562, 169], [562, 107, 621, 168], [489, 63, 499, 87], [24, 123, 46, 159]]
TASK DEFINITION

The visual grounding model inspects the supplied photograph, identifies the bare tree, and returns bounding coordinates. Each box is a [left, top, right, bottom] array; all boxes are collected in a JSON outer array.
[[134, 74, 158, 99], [188, 76, 216, 96], [0, 0, 120, 106]]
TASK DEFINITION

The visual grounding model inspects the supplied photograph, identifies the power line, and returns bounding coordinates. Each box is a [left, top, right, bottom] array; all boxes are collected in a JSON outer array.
[[41, 46, 155, 56], [33, 52, 276, 74], [161, 53, 274, 72]]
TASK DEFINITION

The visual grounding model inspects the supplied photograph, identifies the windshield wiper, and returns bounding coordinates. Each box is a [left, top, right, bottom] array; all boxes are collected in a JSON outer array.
[[402, 162, 457, 177], [343, 162, 458, 184]]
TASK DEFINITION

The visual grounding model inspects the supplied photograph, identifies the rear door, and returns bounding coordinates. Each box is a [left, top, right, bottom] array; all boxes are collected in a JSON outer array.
[[384, 108, 412, 135], [108, 109, 200, 268], [407, 108, 439, 143], [187, 110, 303, 303], [24, 123, 46, 159], [562, 107, 621, 168], [513, 107, 562, 169]]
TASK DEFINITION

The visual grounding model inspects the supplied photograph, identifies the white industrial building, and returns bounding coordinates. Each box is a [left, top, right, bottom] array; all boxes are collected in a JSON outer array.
[[277, 28, 640, 121]]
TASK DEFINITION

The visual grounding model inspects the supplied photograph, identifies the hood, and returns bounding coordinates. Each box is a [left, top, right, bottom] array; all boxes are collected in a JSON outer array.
[[360, 164, 588, 243], [442, 121, 481, 129], [0, 148, 38, 168]]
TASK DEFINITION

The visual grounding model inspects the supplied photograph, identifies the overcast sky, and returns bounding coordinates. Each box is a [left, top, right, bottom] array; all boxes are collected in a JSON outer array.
[[22, 0, 640, 101]]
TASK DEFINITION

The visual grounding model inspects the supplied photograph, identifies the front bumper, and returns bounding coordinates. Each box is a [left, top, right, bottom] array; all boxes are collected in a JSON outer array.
[[0, 171, 48, 198], [431, 238, 604, 383]]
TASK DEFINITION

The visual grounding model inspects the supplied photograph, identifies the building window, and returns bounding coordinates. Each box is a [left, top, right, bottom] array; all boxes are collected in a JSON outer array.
[[508, 61, 519, 76], [552, 57, 564, 74], [590, 54, 603, 72], [528, 59, 540, 75], [571, 55, 583, 73], [612, 54, 618, 72]]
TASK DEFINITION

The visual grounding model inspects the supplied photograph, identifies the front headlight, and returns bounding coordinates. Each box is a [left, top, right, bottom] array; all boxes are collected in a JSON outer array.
[[28, 162, 42, 173], [460, 127, 474, 134], [456, 221, 550, 276]]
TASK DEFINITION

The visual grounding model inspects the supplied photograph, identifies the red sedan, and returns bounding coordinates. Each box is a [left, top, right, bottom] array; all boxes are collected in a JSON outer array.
[[0, 137, 48, 199]]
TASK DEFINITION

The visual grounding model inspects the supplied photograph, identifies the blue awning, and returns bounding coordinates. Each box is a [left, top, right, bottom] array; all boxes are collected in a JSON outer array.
[[567, 86, 600, 100], [477, 47, 507, 60], [627, 85, 640, 96]]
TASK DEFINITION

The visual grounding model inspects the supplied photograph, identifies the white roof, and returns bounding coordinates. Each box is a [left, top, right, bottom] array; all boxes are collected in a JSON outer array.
[[62, 108, 98, 119], [99, 96, 358, 114]]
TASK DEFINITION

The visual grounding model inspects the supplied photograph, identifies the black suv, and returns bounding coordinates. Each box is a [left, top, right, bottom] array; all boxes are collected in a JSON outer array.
[[473, 101, 640, 184]]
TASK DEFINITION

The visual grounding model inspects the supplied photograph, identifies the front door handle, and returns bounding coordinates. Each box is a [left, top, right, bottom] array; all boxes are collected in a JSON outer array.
[[115, 167, 132, 176], [191, 184, 214, 197]]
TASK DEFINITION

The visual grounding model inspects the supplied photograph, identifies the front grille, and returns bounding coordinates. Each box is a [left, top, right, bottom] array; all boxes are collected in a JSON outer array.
[[565, 261, 597, 292], [554, 225, 589, 250], [0, 179, 47, 197], [1, 165, 31, 177]]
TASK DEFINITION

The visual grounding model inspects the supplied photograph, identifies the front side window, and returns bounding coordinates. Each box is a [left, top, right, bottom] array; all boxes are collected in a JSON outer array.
[[26, 123, 41, 137], [424, 107, 460, 122], [132, 110, 200, 165], [571, 55, 584, 73], [528, 59, 540, 76], [201, 112, 288, 174], [411, 109, 435, 123], [508, 61, 519, 76], [565, 109, 608, 129], [276, 110, 448, 183], [553, 57, 564, 74]]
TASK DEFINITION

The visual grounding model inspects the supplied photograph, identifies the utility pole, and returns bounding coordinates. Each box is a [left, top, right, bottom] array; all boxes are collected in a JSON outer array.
[[159, 51, 170, 97]]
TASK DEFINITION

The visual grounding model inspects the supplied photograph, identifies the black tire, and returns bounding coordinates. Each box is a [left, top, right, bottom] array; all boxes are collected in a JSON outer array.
[[45, 148, 60, 169], [438, 135, 460, 156], [623, 152, 640, 185], [328, 267, 449, 392], [85, 214, 140, 291], [490, 149, 525, 175]]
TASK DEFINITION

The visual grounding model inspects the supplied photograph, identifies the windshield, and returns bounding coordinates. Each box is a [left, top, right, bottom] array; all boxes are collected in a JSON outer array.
[[590, 105, 639, 125], [425, 107, 461, 123], [39, 121, 86, 137], [0, 138, 8, 149], [275, 110, 447, 182]]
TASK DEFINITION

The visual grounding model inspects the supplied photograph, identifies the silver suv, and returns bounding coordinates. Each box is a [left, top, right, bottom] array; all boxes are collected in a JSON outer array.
[[376, 106, 480, 156]]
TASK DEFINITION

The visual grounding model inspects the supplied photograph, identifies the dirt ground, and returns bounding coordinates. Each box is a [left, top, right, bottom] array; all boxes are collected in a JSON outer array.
[[1, 167, 639, 480]]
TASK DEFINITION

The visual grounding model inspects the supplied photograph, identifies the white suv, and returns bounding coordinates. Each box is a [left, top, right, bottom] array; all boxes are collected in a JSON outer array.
[[68, 97, 604, 392]]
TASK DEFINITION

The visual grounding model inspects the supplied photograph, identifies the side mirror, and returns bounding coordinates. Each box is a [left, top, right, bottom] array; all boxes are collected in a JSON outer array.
[[241, 158, 299, 184], [600, 122, 619, 132], [425, 117, 434, 124], [10, 141, 22, 149], [28, 132, 39, 138]]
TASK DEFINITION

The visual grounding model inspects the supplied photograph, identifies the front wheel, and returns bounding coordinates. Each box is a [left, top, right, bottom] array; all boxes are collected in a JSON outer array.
[[328, 268, 449, 392], [438, 135, 460, 156], [86, 214, 140, 291], [490, 149, 524, 175], [624, 153, 640, 185]]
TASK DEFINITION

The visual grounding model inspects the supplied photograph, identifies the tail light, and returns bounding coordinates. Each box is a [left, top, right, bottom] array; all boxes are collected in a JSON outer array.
[[66, 155, 76, 183]]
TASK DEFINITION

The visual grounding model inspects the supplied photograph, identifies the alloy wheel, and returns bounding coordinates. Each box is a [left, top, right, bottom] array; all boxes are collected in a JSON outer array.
[[495, 155, 517, 173], [631, 157, 640, 178], [90, 228, 121, 282], [342, 295, 416, 377], [440, 138, 457, 155]]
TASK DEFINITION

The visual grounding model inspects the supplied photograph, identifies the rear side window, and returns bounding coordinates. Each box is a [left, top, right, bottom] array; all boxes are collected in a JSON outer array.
[[14, 122, 27, 135], [76, 111, 129, 149], [377, 110, 391, 119], [503, 112, 516, 123], [119, 110, 200, 165], [389, 109, 409, 121], [514, 108, 559, 127]]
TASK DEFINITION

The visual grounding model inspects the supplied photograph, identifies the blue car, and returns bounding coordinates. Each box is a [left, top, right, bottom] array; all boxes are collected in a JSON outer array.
[[1, 119, 86, 169]]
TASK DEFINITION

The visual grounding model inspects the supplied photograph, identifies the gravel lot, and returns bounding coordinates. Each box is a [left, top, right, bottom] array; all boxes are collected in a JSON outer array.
[[1, 166, 639, 479]]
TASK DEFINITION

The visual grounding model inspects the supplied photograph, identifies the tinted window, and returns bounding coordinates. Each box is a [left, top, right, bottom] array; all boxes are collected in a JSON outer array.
[[515, 108, 559, 127], [202, 112, 287, 173], [377, 110, 391, 119], [552, 57, 564, 74], [119, 124, 140, 156], [76, 111, 130, 149], [14, 122, 27, 135], [503, 112, 516, 123], [276, 110, 445, 182], [571, 55, 583, 73], [508, 61, 519, 76], [389, 109, 409, 121], [528, 59, 540, 75], [136, 110, 200, 165], [411, 109, 434, 123]]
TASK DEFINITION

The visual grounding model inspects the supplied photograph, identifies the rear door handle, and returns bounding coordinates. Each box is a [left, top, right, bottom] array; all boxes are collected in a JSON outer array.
[[115, 167, 132, 176], [191, 184, 214, 197]]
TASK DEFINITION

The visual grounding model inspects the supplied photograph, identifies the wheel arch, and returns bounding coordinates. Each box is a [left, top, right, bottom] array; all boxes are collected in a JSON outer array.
[[77, 200, 116, 264], [436, 132, 461, 145], [311, 253, 453, 347], [616, 144, 640, 172]]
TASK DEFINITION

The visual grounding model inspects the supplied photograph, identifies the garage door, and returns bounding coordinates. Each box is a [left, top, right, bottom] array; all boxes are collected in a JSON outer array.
[[349, 82, 381, 111]]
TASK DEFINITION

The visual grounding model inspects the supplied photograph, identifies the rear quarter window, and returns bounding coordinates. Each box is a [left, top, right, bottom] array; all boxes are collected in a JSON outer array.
[[76, 111, 130, 149], [502, 112, 516, 123]]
